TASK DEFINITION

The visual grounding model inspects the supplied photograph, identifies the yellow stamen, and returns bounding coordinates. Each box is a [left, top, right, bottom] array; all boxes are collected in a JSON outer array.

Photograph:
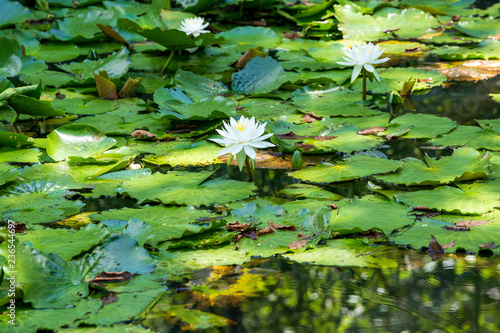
[[234, 121, 245, 131]]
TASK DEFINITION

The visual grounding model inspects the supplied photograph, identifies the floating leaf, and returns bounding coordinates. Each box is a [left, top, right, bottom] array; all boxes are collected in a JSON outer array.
[[46, 124, 117, 161], [454, 16, 500, 39], [142, 140, 223, 166], [384, 113, 456, 139], [117, 171, 256, 206], [290, 154, 401, 183], [431, 125, 500, 151], [219, 26, 281, 52], [11, 94, 66, 118], [329, 195, 413, 235], [0, 163, 19, 186], [376, 147, 490, 186], [395, 179, 500, 215], [232, 56, 287, 95], [0, 0, 33, 29]]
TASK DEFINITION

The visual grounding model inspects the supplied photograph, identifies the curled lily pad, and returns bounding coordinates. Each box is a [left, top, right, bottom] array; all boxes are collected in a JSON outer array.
[[46, 124, 117, 161]]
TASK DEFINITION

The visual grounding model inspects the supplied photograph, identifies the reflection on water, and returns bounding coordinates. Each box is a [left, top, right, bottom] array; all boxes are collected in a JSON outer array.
[[143, 254, 500, 333]]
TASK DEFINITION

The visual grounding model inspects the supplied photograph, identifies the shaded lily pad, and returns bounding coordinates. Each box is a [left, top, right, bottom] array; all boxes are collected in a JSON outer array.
[[27, 42, 80, 63], [376, 147, 490, 186], [0, 0, 33, 29], [290, 154, 401, 183], [117, 171, 256, 206], [432, 39, 500, 61], [12, 242, 91, 308], [0, 163, 19, 186], [51, 10, 115, 41], [232, 56, 287, 95], [279, 184, 343, 200], [175, 69, 228, 101]]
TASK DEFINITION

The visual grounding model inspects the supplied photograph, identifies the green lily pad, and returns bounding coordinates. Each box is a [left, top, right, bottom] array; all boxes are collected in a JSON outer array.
[[117, 171, 256, 206], [290, 154, 401, 183], [55, 47, 130, 82], [12, 242, 91, 308], [395, 179, 500, 215], [0, 163, 19, 186], [279, 184, 343, 200], [329, 195, 413, 235], [18, 223, 110, 261], [432, 39, 500, 60], [377, 147, 490, 186], [0, 37, 23, 77], [283, 239, 398, 267], [335, 6, 440, 41], [27, 42, 80, 63], [142, 140, 223, 166], [232, 56, 287, 95], [0, 0, 33, 29], [52, 10, 115, 41], [454, 16, 500, 39], [351, 68, 447, 94], [91, 205, 223, 246], [0, 147, 43, 163], [90, 233, 157, 275], [174, 69, 228, 101], [292, 84, 384, 117], [219, 26, 282, 52], [0, 131, 31, 147], [431, 125, 500, 151], [270, 118, 383, 154], [384, 113, 456, 139], [11, 94, 65, 118], [391, 215, 500, 254], [46, 124, 117, 161]]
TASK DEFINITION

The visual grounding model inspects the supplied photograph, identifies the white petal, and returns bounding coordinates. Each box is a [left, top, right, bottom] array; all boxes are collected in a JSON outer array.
[[371, 56, 390, 64], [243, 144, 256, 159], [372, 68, 381, 83], [217, 145, 235, 156], [250, 140, 275, 148], [230, 144, 243, 155], [364, 63, 375, 72], [351, 64, 362, 82]]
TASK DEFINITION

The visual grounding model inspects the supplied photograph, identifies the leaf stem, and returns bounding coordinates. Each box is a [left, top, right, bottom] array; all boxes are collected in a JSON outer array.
[[244, 156, 253, 181], [160, 50, 175, 74], [362, 67, 367, 101], [11, 112, 20, 125]]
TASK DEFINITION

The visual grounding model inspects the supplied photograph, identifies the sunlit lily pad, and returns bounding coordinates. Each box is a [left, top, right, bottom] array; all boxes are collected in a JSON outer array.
[[454, 16, 500, 39], [391, 214, 500, 254], [280, 184, 343, 200], [395, 179, 500, 215], [46, 124, 117, 161], [142, 140, 223, 166], [328, 195, 413, 235], [384, 113, 456, 139], [90, 205, 223, 246], [376, 147, 490, 186], [290, 154, 401, 183], [335, 6, 440, 41], [51, 10, 115, 41], [0, 147, 43, 163], [219, 26, 282, 52], [431, 125, 500, 151], [117, 170, 256, 206], [432, 39, 500, 61]]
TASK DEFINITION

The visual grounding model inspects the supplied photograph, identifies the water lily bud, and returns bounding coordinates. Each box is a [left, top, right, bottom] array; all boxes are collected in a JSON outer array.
[[291, 150, 303, 169]]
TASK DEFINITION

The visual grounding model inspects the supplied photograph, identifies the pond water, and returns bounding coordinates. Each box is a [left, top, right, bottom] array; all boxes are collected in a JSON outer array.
[[142, 254, 500, 332]]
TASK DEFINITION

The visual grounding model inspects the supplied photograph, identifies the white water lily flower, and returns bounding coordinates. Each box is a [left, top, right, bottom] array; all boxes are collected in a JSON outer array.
[[337, 42, 390, 83], [179, 17, 210, 37], [210, 116, 275, 170]]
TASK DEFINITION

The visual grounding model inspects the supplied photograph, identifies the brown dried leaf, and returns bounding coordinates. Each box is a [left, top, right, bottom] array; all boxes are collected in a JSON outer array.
[[296, 144, 315, 152], [405, 47, 421, 53], [90, 271, 135, 285], [283, 31, 301, 40], [226, 221, 252, 232], [277, 131, 300, 139], [456, 220, 489, 227], [441, 241, 455, 250], [301, 112, 323, 123], [97, 24, 129, 45], [357, 126, 387, 135], [101, 292, 119, 305], [479, 242, 499, 249], [443, 225, 471, 232], [313, 136, 336, 141], [131, 129, 157, 139], [412, 206, 438, 212], [329, 203, 338, 210], [428, 234, 444, 252], [55, 91, 66, 100], [384, 28, 400, 33], [288, 240, 307, 249], [234, 48, 266, 68]]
